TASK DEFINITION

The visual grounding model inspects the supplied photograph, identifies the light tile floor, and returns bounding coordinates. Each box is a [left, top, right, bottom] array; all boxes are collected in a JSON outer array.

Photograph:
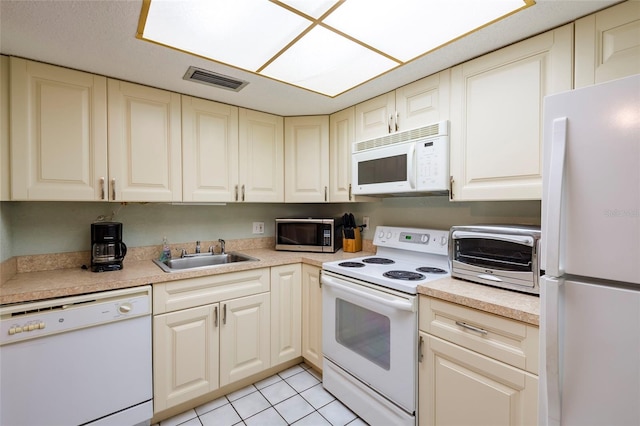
[[155, 363, 367, 426]]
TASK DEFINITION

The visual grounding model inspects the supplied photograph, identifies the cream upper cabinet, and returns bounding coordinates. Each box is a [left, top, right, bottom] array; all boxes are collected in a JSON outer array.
[[108, 79, 182, 202], [1, 56, 9, 201], [10, 57, 108, 201], [238, 108, 284, 202], [301, 264, 323, 371], [182, 96, 239, 202], [329, 107, 356, 203], [271, 264, 302, 365], [418, 297, 539, 426], [284, 115, 329, 203], [575, 0, 640, 88], [449, 24, 573, 201], [355, 71, 450, 142]]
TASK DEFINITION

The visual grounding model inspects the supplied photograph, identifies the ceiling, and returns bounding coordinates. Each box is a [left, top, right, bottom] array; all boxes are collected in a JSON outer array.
[[0, 0, 621, 116]]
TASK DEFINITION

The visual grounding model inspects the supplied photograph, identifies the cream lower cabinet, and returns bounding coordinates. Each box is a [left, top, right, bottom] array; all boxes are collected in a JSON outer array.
[[449, 24, 573, 201], [575, 1, 640, 88], [418, 297, 539, 426], [270, 264, 302, 365], [153, 268, 270, 413], [284, 116, 329, 203], [301, 264, 323, 370]]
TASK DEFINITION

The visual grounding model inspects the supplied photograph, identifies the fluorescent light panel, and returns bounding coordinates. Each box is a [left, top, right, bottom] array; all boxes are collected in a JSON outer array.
[[139, 0, 532, 97]]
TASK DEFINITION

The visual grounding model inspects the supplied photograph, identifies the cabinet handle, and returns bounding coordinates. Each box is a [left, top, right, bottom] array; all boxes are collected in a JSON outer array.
[[235, 185, 238, 202], [111, 178, 116, 201], [418, 335, 424, 362], [241, 185, 245, 202], [214, 305, 218, 327], [388, 114, 392, 133], [99, 177, 105, 200], [449, 175, 454, 200], [395, 111, 399, 132], [223, 304, 227, 325], [348, 183, 352, 201], [455, 321, 488, 335], [324, 186, 327, 202]]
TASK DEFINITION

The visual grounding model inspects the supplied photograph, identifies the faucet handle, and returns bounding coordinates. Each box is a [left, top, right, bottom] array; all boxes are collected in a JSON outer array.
[[180, 248, 187, 258]]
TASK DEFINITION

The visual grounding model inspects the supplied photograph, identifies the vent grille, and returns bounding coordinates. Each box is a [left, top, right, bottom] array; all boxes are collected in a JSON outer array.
[[183, 66, 249, 92], [354, 121, 448, 152]]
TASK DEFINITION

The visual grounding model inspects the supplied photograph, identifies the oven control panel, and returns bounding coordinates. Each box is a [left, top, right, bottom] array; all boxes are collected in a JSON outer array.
[[373, 226, 448, 256]]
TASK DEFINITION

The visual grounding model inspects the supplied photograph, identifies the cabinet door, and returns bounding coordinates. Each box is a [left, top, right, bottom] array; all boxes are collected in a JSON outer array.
[[271, 264, 302, 365], [153, 304, 220, 412], [238, 108, 284, 202], [301, 264, 323, 370], [575, 1, 640, 88], [219, 292, 271, 386], [10, 57, 108, 201], [395, 70, 450, 132], [419, 332, 538, 426], [284, 116, 329, 203], [449, 24, 573, 201], [1, 56, 9, 201], [107, 79, 182, 202], [182, 96, 239, 202], [329, 107, 354, 202], [354, 91, 395, 141]]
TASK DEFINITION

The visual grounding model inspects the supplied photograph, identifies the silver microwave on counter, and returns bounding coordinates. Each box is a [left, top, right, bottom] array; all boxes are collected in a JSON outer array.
[[275, 218, 343, 253], [450, 224, 542, 294]]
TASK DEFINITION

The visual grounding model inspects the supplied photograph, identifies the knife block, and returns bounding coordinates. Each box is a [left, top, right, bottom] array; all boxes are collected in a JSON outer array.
[[342, 228, 362, 253]]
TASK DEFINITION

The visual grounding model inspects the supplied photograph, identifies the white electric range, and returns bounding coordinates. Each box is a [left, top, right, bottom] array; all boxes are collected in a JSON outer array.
[[321, 226, 449, 426]]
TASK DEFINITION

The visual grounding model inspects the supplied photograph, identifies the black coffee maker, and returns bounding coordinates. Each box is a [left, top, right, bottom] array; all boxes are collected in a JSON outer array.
[[91, 222, 127, 272]]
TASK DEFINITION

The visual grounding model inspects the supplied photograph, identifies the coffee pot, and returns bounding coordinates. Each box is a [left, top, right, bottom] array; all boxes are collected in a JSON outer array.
[[91, 222, 127, 272]]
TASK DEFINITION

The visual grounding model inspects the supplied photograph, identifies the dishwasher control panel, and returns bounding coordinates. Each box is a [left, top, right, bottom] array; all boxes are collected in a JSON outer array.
[[0, 286, 151, 345]]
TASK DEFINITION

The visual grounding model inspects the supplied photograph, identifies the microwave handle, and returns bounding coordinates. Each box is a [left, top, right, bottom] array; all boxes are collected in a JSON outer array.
[[451, 231, 534, 247], [407, 145, 416, 189]]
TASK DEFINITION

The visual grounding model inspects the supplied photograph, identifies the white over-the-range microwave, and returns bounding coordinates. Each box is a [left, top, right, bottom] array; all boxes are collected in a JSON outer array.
[[351, 121, 449, 196]]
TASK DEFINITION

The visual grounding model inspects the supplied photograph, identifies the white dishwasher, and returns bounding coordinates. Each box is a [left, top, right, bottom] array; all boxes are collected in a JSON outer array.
[[0, 285, 153, 426]]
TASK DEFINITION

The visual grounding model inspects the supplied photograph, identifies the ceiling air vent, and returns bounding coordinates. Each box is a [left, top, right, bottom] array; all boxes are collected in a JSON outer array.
[[183, 66, 249, 92]]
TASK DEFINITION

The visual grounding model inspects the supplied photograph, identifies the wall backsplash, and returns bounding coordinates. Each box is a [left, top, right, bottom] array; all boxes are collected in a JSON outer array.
[[0, 198, 540, 261]]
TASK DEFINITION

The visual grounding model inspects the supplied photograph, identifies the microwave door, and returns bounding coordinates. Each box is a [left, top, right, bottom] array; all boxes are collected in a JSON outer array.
[[352, 143, 415, 195]]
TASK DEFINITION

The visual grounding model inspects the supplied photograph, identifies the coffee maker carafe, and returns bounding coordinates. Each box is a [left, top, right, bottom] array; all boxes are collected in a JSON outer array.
[[91, 222, 127, 272]]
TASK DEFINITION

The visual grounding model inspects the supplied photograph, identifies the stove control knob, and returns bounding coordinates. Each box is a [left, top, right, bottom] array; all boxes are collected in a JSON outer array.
[[440, 236, 448, 246], [378, 230, 385, 239], [386, 232, 393, 239], [421, 234, 430, 244]]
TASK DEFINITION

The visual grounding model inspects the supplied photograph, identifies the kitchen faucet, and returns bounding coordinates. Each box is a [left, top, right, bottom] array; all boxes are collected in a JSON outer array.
[[218, 239, 225, 254], [195, 240, 201, 254]]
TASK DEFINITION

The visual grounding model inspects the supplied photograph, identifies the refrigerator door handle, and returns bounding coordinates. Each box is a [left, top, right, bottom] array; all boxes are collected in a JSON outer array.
[[542, 276, 562, 426], [545, 117, 567, 277]]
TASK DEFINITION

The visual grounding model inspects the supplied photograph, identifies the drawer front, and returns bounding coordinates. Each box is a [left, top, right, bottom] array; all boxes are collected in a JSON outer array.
[[153, 268, 270, 314], [419, 296, 538, 374]]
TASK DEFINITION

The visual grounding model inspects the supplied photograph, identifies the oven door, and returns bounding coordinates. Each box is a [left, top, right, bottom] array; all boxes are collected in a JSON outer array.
[[321, 271, 417, 412]]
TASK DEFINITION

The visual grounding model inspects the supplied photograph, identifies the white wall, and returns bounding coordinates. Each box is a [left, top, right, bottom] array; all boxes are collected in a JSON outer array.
[[1, 198, 540, 259]]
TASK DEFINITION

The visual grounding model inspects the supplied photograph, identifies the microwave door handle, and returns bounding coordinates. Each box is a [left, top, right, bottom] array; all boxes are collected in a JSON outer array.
[[407, 146, 416, 189]]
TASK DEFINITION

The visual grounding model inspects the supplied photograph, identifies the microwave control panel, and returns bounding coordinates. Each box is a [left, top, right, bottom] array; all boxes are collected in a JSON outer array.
[[416, 135, 448, 191]]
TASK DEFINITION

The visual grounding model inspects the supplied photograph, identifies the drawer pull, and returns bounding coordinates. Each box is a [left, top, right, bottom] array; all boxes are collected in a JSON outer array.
[[455, 321, 488, 335]]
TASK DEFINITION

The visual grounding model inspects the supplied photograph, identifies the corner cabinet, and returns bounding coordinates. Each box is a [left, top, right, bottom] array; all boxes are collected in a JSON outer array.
[[9, 57, 108, 201], [575, 0, 640, 88], [355, 70, 450, 141], [449, 24, 573, 201], [418, 297, 539, 426], [107, 79, 182, 202], [181, 96, 239, 202], [284, 116, 329, 203], [152, 269, 271, 413], [301, 264, 323, 370]]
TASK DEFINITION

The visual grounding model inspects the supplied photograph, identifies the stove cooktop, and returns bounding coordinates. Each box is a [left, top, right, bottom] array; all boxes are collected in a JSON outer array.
[[322, 226, 450, 294]]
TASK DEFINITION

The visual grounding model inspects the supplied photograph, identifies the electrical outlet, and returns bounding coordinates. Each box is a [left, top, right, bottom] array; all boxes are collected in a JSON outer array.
[[252, 222, 264, 234], [362, 216, 370, 231]]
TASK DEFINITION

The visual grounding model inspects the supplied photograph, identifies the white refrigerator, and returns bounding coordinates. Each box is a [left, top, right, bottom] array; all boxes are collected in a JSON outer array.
[[540, 73, 640, 426]]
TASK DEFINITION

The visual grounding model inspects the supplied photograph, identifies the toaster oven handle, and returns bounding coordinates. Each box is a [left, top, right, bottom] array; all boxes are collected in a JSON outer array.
[[451, 231, 534, 246]]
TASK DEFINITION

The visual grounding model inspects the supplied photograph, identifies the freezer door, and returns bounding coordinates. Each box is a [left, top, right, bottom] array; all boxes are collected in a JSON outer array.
[[541, 74, 640, 285], [540, 276, 640, 426]]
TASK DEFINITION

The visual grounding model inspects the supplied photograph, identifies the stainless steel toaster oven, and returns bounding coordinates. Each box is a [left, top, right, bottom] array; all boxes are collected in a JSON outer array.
[[449, 225, 542, 294]]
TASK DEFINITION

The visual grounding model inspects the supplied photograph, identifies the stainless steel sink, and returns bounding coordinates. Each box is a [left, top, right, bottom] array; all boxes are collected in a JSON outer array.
[[153, 252, 259, 273]]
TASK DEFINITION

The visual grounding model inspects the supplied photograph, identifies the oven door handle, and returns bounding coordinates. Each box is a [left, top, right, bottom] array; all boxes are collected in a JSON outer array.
[[322, 274, 416, 312]]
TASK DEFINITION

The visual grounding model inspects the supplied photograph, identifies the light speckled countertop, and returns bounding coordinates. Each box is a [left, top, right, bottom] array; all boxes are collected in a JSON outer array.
[[1, 248, 539, 325]]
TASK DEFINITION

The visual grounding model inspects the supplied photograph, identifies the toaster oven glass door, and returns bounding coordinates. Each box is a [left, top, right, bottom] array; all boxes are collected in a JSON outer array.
[[454, 238, 533, 272]]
